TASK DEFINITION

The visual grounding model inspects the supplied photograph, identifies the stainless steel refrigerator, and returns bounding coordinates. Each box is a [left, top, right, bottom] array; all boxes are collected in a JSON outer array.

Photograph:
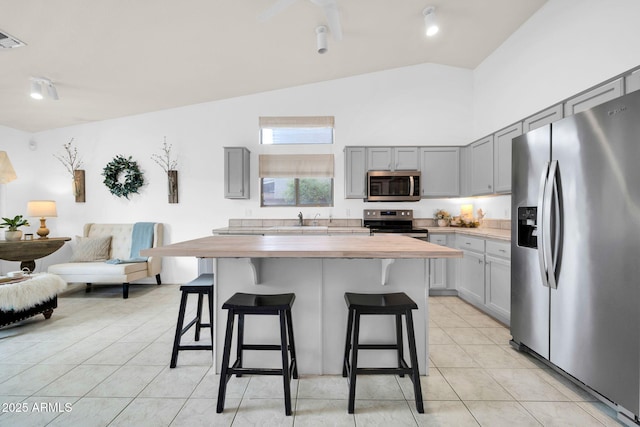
[[511, 89, 640, 424]]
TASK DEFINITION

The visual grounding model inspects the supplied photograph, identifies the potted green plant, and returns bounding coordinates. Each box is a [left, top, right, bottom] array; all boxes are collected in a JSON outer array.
[[0, 215, 30, 241]]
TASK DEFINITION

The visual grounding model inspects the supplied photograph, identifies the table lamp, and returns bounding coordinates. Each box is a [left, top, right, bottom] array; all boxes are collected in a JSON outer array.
[[27, 200, 57, 239], [0, 151, 17, 184]]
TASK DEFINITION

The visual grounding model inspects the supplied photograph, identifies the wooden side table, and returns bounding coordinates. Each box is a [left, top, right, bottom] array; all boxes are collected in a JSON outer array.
[[0, 237, 71, 272]]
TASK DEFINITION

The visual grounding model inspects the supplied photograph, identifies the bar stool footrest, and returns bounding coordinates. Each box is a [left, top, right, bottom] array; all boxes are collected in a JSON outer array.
[[352, 343, 400, 350], [240, 344, 282, 351], [229, 367, 286, 376], [178, 344, 213, 351]]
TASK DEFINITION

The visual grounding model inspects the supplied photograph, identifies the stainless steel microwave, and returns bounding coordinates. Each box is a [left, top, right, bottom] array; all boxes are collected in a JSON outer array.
[[366, 170, 421, 202]]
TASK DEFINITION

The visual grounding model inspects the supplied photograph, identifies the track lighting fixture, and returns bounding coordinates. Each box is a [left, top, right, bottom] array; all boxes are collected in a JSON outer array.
[[423, 6, 439, 37], [316, 25, 328, 54], [30, 77, 59, 101]]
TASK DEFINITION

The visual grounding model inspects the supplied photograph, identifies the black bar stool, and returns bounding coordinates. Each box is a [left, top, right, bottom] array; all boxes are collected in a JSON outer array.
[[170, 274, 214, 368], [342, 292, 424, 414], [217, 292, 298, 416]]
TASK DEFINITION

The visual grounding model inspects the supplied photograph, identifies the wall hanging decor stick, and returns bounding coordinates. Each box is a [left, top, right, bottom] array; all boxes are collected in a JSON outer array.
[[152, 137, 179, 204], [54, 138, 85, 203]]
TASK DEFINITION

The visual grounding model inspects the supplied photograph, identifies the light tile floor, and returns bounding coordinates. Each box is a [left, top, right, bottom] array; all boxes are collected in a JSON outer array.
[[0, 283, 624, 426]]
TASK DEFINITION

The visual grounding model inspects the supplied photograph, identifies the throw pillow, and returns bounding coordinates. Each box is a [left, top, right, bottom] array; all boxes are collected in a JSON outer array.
[[70, 236, 112, 262]]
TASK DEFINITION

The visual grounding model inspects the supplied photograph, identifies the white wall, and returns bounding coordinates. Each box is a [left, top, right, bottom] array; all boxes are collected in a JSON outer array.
[[4, 63, 475, 282], [472, 0, 640, 138], [5, 0, 639, 283]]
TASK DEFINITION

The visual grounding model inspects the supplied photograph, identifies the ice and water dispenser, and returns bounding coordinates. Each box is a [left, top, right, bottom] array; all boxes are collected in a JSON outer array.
[[517, 207, 538, 249]]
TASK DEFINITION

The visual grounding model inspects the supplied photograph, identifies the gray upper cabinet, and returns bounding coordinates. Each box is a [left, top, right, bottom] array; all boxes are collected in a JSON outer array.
[[523, 104, 563, 132], [394, 147, 419, 170], [224, 147, 250, 199], [459, 145, 471, 197], [626, 69, 640, 94], [470, 136, 494, 196], [420, 147, 459, 197], [366, 147, 393, 170], [493, 123, 522, 194], [344, 147, 367, 199], [564, 78, 623, 116], [366, 147, 419, 171]]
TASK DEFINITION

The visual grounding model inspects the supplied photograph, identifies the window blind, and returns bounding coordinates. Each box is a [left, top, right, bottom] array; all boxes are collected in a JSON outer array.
[[259, 154, 334, 178], [259, 116, 334, 145], [259, 116, 334, 128]]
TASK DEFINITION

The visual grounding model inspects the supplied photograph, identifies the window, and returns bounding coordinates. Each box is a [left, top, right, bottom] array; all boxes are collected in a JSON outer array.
[[259, 116, 334, 145], [259, 154, 334, 207]]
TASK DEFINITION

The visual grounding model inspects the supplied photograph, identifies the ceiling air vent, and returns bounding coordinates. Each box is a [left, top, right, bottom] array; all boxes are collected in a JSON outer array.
[[0, 30, 26, 49]]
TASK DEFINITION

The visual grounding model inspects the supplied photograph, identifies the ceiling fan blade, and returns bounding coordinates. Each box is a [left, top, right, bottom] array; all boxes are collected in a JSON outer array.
[[258, 0, 299, 22], [323, 2, 343, 41]]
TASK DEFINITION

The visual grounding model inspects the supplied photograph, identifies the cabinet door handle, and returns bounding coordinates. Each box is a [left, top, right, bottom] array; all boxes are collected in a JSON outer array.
[[478, 259, 483, 264], [465, 242, 471, 245], [499, 249, 506, 253]]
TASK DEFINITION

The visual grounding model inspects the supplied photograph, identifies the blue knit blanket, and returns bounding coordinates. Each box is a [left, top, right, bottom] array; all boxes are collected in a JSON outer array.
[[106, 222, 154, 264]]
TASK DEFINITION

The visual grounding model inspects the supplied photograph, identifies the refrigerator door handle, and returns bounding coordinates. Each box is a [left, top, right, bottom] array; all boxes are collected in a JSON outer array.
[[537, 162, 551, 288], [548, 160, 560, 289]]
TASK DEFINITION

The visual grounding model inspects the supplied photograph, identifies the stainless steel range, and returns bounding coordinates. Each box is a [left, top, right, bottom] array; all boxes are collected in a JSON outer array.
[[363, 209, 428, 240]]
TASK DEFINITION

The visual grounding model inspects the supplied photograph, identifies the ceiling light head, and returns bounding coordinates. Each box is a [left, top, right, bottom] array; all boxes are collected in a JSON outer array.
[[423, 6, 439, 37], [316, 25, 328, 54], [47, 83, 59, 100], [29, 77, 59, 101], [30, 79, 43, 100]]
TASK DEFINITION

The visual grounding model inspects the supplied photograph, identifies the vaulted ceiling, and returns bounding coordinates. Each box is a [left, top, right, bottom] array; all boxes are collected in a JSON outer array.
[[0, 0, 546, 132]]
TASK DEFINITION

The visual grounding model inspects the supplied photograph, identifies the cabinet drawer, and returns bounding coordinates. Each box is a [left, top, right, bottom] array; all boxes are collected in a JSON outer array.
[[486, 240, 510, 259], [429, 234, 448, 246], [457, 235, 484, 252]]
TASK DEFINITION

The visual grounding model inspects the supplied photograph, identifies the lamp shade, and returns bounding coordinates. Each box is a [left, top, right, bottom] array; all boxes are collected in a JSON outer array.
[[0, 151, 17, 184], [27, 200, 57, 218]]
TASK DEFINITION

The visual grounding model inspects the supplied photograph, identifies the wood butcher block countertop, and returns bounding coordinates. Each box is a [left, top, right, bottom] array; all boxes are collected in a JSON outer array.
[[141, 234, 463, 259]]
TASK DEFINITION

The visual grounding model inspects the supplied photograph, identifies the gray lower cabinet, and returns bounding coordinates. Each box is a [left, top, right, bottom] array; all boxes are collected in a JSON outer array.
[[456, 235, 511, 326], [224, 147, 250, 199], [470, 136, 494, 195], [457, 235, 485, 307], [344, 147, 366, 198], [523, 104, 563, 132], [484, 240, 511, 325], [428, 233, 457, 295], [420, 147, 459, 197], [493, 123, 522, 194], [458, 247, 485, 306], [564, 78, 623, 116]]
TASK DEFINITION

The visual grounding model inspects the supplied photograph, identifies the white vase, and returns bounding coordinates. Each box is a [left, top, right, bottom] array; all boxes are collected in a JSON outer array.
[[5, 230, 23, 241], [437, 219, 448, 227]]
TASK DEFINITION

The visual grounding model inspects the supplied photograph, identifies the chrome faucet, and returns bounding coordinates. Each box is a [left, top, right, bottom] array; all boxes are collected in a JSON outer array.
[[298, 212, 303, 226], [312, 213, 320, 226]]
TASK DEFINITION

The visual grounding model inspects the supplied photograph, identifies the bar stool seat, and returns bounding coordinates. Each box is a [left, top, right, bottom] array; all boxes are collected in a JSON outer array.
[[342, 292, 424, 414], [217, 292, 298, 416], [170, 274, 214, 368]]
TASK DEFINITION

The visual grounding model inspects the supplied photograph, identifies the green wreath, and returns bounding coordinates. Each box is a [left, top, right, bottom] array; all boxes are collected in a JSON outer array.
[[102, 155, 144, 199]]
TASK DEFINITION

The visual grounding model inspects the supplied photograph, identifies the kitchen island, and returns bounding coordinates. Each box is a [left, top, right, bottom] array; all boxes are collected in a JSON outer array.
[[142, 234, 462, 375]]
